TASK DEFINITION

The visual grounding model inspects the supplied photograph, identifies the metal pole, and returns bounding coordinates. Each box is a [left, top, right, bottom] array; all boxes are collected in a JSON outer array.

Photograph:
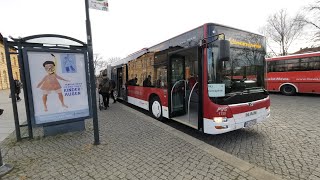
[[3, 38, 21, 141], [16, 40, 33, 139], [85, 0, 100, 145]]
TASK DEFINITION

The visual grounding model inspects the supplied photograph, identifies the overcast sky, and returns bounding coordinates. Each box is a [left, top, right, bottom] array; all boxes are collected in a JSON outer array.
[[0, 0, 316, 60]]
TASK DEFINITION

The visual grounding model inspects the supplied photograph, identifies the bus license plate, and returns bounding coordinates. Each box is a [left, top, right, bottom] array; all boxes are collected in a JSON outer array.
[[244, 119, 257, 127]]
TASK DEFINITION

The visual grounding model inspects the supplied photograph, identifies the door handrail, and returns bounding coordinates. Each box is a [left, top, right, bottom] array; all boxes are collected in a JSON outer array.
[[188, 82, 198, 122], [170, 80, 187, 112]]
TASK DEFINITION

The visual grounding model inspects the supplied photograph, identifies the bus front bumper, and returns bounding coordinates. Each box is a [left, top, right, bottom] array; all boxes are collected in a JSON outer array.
[[203, 107, 270, 135]]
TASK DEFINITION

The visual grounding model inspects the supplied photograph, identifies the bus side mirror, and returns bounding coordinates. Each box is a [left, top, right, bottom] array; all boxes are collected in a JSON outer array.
[[219, 40, 230, 61]]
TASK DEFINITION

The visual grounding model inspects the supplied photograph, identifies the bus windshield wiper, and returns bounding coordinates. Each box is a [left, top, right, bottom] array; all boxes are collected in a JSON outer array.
[[223, 92, 242, 101], [243, 87, 265, 94], [240, 78, 247, 82]]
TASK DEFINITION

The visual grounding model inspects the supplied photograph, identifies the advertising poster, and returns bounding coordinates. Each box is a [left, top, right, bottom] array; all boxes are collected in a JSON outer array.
[[27, 51, 90, 124]]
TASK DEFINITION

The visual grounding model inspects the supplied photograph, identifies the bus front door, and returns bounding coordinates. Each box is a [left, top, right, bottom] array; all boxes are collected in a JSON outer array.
[[169, 47, 200, 130]]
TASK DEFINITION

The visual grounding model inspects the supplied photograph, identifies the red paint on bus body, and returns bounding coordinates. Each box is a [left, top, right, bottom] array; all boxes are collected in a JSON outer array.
[[267, 71, 320, 94], [127, 86, 168, 106]]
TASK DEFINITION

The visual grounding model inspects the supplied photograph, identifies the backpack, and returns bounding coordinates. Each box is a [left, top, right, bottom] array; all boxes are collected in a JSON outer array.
[[100, 79, 110, 93]]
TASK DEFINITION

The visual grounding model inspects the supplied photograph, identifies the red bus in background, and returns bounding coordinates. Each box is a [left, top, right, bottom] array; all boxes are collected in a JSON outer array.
[[109, 23, 270, 135], [266, 52, 320, 95]]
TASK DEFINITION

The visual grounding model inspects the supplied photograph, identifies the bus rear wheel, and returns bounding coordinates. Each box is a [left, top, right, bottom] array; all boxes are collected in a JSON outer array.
[[281, 85, 296, 96], [149, 96, 163, 121]]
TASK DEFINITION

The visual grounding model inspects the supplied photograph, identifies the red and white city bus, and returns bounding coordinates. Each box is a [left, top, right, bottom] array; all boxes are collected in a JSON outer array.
[[110, 23, 270, 135], [266, 52, 320, 95]]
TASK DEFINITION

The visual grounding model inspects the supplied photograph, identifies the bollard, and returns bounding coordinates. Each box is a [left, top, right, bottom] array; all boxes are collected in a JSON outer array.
[[0, 109, 13, 177]]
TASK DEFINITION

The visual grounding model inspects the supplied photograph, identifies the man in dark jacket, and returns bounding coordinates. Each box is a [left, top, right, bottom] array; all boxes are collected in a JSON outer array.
[[98, 75, 111, 109], [14, 79, 22, 102]]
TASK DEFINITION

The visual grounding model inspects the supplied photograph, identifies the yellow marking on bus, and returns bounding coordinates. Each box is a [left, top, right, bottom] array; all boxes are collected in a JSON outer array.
[[229, 38, 262, 49]]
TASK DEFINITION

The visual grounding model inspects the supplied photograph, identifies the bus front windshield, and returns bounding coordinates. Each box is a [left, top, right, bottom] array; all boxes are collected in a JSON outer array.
[[208, 47, 266, 95]]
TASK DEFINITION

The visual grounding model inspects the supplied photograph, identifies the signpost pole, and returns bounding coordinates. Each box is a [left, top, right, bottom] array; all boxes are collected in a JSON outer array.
[[85, 0, 100, 145]]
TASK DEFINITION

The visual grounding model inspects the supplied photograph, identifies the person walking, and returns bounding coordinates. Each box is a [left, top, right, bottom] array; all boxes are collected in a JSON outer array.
[[14, 79, 22, 102], [110, 79, 116, 103], [98, 74, 111, 110]]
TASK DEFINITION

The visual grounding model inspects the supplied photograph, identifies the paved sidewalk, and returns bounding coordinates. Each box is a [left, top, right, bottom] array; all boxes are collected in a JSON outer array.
[[0, 89, 26, 142], [0, 102, 282, 180]]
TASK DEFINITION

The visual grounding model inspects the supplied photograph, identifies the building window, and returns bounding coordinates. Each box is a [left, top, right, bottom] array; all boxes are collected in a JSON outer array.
[[15, 72, 19, 80], [1, 52, 4, 63], [13, 57, 17, 66], [3, 70, 8, 88]]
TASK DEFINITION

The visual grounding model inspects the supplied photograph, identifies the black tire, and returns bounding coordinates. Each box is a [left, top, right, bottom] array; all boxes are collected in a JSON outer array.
[[281, 85, 296, 96], [149, 96, 163, 121]]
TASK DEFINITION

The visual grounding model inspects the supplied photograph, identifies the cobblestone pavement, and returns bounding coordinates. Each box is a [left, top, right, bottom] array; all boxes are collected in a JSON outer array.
[[165, 94, 320, 180], [0, 89, 26, 142], [0, 99, 279, 179]]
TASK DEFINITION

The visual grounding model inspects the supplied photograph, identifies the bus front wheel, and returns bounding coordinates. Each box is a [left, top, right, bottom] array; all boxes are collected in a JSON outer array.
[[150, 97, 163, 121], [281, 85, 296, 96]]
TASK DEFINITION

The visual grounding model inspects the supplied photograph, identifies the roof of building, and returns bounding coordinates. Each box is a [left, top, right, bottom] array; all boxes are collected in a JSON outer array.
[[292, 46, 320, 54]]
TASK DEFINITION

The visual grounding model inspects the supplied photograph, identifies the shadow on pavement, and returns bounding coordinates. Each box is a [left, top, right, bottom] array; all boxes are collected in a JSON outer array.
[[119, 100, 265, 150]]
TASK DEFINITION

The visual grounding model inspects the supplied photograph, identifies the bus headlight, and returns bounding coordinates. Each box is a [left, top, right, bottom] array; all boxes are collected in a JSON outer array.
[[213, 117, 228, 123], [267, 106, 271, 113]]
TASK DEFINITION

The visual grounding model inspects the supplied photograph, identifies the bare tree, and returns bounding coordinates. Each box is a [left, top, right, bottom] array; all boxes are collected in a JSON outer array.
[[298, 1, 320, 44], [261, 9, 305, 55], [93, 53, 108, 74], [106, 57, 121, 65], [95, 57, 122, 77]]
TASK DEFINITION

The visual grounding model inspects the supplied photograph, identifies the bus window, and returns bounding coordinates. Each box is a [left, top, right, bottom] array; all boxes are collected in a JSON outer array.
[[310, 57, 320, 70], [274, 61, 287, 72], [300, 58, 310, 71], [156, 66, 167, 88], [268, 61, 276, 72]]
